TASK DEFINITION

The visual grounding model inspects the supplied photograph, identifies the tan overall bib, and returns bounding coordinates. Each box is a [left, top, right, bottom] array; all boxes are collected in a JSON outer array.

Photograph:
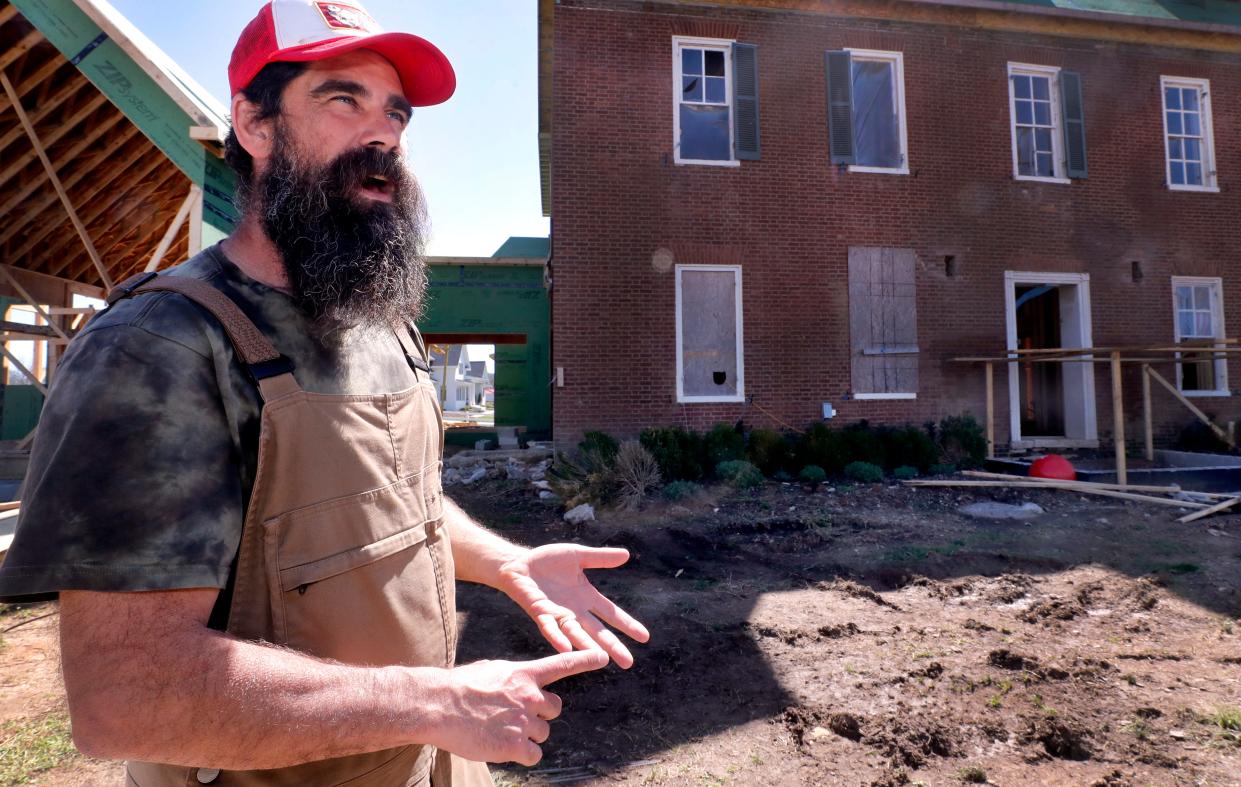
[[109, 275, 493, 787]]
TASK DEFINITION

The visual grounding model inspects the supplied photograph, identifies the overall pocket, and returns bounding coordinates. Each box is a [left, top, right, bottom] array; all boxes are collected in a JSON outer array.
[[261, 471, 451, 667]]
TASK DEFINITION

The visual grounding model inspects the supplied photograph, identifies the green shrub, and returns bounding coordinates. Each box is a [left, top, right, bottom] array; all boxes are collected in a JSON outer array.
[[801, 423, 849, 474], [716, 459, 765, 489], [578, 431, 619, 465], [547, 447, 618, 508], [799, 465, 827, 486], [639, 426, 705, 481], [705, 422, 746, 468], [929, 463, 958, 476], [934, 414, 987, 469], [614, 440, 661, 510], [747, 428, 795, 476], [844, 461, 884, 483], [881, 425, 939, 472], [662, 480, 703, 501], [844, 421, 886, 467], [893, 465, 919, 480]]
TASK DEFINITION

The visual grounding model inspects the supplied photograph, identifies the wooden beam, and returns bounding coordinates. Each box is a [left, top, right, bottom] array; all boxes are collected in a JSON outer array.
[[0, 30, 43, 74], [985, 361, 995, 458], [1142, 365, 1154, 463], [0, 74, 97, 167], [1177, 496, 1240, 524], [17, 426, 36, 451], [961, 471, 1184, 495], [0, 266, 69, 341], [1112, 351, 1127, 486], [1144, 364, 1237, 450], [1, 127, 147, 260], [0, 100, 123, 217], [905, 479, 1206, 508], [0, 345, 47, 395], [0, 69, 112, 289], [0, 56, 70, 117], [145, 185, 200, 272], [0, 4, 21, 26]]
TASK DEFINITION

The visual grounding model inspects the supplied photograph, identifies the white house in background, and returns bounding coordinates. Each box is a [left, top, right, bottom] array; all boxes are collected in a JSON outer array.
[[430, 345, 491, 411]]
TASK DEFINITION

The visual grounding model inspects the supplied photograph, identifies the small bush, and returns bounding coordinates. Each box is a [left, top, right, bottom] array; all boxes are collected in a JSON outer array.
[[958, 766, 988, 784], [929, 463, 958, 476], [799, 465, 827, 487], [705, 422, 746, 468], [662, 480, 703, 501], [547, 448, 618, 508], [893, 465, 919, 480], [882, 425, 939, 472], [844, 461, 884, 483], [801, 423, 849, 475], [747, 428, 795, 476], [640, 426, 705, 481], [934, 414, 987, 469], [844, 421, 886, 467], [614, 440, 661, 510], [578, 431, 619, 465], [716, 459, 764, 489]]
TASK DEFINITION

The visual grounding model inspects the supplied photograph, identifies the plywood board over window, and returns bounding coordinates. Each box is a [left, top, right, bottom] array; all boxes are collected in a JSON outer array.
[[676, 265, 744, 402], [848, 247, 918, 399]]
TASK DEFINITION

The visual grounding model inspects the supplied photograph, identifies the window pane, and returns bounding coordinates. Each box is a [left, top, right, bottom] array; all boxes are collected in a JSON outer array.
[[682, 48, 702, 76], [1016, 127, 1034, 175], [1035, 128, 1052, 153], [1165, 86, 1180, 110], [704, 50, 725, 78], [705, 76, 726, 104], [1166, 112, 1182, 135], [1185, 113, 1201, 136], [679, 103, 731, 160], [1195, 312, 1214, 336], [682, 76, 702, 102], [1183, 88, 1198, 111], [1015, 101, 1033, 125], [1034, 102, 1051, 126], [1176, 286, 1193, 311], [1032, 76, 1050, 101], [1036, 152, 1054, 177], [1186, 162, 1203, 185], [1184, 138, 1201, 161], [1179, 312, 1195, 336], [1194, 286, 1210, 309], [852, 60, 901, 168], [680, 269, 739, 397], [1013, 74, 1031, 99], [1170, 161, 1185, 185], [1168, 137, 1182, 160]]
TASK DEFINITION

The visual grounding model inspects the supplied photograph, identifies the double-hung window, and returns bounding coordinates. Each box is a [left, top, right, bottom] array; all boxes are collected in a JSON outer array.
[[673, 37, 760, 165], [1162, 77, 1218, 191], [675, 265, 745, 402], [1172, 277, 1228, 395], [1006, 64, 1087, 182], [824, 49, 908, 173]]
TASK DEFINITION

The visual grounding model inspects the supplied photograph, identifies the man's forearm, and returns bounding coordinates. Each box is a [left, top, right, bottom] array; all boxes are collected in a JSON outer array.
[[442, 495, 526, 588], [60, 590, 451, 771]]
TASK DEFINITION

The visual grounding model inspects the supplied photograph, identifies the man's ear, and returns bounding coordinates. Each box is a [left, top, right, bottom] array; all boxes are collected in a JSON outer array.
[[230, 93, 275, 164]]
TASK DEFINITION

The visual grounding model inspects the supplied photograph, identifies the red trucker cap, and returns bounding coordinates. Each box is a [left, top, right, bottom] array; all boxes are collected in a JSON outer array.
[[229, 1, 456, 107]]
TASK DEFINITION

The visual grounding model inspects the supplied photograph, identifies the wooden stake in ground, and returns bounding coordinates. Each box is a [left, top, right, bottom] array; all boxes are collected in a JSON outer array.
[[1111, 351, 1127, 486]]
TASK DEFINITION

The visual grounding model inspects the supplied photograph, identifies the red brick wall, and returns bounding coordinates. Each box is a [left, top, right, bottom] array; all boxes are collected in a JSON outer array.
[[550, 0, 1241, 449]]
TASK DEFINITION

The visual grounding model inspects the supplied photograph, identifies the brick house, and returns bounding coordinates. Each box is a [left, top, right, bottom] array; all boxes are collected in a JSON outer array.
[[539, 0, 1241, 451]]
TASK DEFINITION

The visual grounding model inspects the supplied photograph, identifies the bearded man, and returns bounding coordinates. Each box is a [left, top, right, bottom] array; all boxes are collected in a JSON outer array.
[[0, 2, 648, 785]]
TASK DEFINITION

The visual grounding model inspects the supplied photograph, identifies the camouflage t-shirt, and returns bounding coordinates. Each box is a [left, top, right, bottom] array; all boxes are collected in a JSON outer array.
[[0, 245, 420, 614]]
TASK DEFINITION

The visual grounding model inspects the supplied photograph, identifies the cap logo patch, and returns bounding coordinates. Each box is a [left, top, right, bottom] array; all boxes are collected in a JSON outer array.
[[315, 3, 378, 34]]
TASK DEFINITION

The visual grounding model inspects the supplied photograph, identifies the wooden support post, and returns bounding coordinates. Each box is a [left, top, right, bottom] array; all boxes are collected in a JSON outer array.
[[1142, 364, 1154, 462], [985, 362, 995, 458], [1145, 365, 1237, 450], [0, 267, 70, 342], [0, 346, 48, 396], [0, 70, 114, 290], [144, 185, 201, 273], [1111, 351, 1127, 486], [17, 427, 36, 451]]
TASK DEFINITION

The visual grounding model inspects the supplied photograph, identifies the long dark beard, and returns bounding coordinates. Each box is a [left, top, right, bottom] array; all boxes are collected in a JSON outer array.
[[257, 129, 429, 337]]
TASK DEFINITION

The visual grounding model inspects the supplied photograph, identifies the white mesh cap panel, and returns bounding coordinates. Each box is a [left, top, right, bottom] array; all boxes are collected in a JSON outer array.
[[270, 0, 382, 49]]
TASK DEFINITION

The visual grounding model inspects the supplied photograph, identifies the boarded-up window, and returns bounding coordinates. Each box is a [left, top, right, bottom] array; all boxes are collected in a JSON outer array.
[[676, 265, 744, 402], [848, 248, 918, 398]]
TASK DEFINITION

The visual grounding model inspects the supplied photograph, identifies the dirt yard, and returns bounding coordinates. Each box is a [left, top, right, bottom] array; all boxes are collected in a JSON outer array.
[[2, 478, 1239, 786]]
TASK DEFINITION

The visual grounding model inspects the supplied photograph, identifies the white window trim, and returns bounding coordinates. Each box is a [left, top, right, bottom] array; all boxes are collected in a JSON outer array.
[[675, 264, 745, 403], [1161, 76, 1219, 193], [1007, 63, 1070, 184], [844, 48, 910, 176], [1172, 275, 1229, 397], [672, 36, 740, 168], [854, 393, 917, 401]]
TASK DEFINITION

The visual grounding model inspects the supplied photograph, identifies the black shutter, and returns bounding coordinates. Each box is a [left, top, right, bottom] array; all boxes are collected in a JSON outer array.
[[825, 50, 855, 165], [732, 42, 760, 160], [1060, 70, 1087, 179]]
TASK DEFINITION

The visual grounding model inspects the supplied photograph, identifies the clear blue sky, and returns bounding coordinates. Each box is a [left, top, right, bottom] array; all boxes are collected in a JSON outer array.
[[107, 0, 549, 257]]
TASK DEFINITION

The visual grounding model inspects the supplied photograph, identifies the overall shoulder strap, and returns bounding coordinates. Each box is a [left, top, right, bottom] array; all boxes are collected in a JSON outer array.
[[392, 321, 432, 374], [107, 272, 300, 401]]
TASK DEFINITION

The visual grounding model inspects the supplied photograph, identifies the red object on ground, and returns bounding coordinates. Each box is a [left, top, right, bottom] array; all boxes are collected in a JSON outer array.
[[1030, 454, 1077, 481]]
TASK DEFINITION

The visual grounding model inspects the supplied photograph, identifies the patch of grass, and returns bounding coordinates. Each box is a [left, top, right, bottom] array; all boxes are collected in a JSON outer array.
[[1160, 562, 1201, 575], [958, 766, 988, 784], [986, 694, 1003, 709], [1122, 718, 1151, 741], [749, 753, 764, 766], [1123, 673, 1138, 686], [1206, 707, 1241, 732], [912, 651, 934, 660], [0, 713, 78, 786]]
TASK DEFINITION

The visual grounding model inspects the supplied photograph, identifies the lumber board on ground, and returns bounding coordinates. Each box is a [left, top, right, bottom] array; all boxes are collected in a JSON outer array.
[[905, 480, 1208, 508], [1177, 496, 1240, 524], [960, 471, 1181, 494]]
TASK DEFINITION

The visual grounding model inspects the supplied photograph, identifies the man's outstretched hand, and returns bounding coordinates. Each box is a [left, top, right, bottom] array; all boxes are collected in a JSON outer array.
[[497, 545, 650, 668]]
